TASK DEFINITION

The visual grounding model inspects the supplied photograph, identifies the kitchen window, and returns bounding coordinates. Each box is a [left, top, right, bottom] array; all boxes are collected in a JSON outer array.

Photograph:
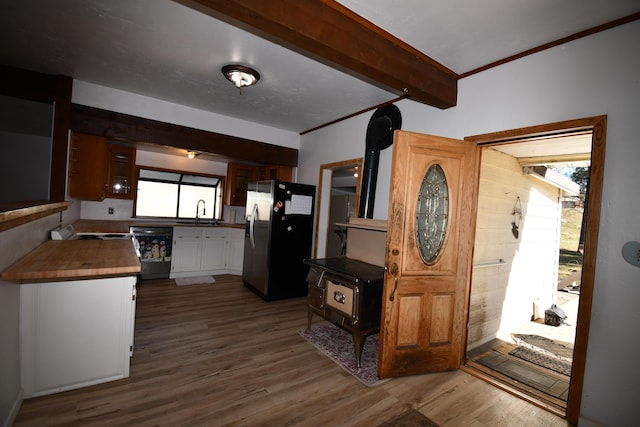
[[135, 167, 224, 221]]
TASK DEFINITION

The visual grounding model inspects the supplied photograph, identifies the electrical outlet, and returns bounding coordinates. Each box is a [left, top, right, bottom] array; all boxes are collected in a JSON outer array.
[[108, 207, 114, 215]]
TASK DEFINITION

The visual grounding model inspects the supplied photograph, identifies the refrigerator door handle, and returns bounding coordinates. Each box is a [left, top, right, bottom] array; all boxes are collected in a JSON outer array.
[[249, 203, 258, 249]]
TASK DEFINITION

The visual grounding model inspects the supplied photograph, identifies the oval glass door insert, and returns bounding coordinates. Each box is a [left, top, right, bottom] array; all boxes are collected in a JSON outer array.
[[416, 164, 449, 264]]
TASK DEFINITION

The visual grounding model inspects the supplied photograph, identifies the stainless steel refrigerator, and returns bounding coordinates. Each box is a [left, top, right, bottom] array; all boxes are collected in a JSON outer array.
[[242, 179, 316, 300]]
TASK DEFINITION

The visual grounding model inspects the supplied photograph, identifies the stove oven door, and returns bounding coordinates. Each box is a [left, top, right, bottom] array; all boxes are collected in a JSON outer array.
[[324, 277, 357, 322]]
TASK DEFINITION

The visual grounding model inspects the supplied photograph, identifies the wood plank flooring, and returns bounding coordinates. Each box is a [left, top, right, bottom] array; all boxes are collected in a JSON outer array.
[[14, 275, 571, 426]]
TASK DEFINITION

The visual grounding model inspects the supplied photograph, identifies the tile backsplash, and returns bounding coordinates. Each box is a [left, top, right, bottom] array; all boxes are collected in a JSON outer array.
[[79, 199, 246, 223]]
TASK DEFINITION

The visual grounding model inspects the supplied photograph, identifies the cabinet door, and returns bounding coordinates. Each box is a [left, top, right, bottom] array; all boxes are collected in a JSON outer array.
[[106, 143, 136, 199], [20, 277, 135, 398], [68, 132, 108, 200], [259, 165, 293, 181], [226, 163, 258, 206], [201, 229, 227, 271], [227, 228, 245, 274], [171, 228, 202, 273]]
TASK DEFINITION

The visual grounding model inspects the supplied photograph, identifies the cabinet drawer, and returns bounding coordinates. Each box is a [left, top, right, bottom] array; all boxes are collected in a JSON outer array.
[[173, 227, 204, 238], [202, 228, 228, 238]]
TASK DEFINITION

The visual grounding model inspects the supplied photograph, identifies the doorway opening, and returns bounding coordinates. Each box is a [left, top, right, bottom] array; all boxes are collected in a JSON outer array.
[[462, 116, 606, 424], [313, 158, 363, 258]]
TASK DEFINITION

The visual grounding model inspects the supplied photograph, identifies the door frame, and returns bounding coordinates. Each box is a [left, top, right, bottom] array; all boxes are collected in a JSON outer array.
[[462, 115, 606, 424], [313, 158, 363, 258]]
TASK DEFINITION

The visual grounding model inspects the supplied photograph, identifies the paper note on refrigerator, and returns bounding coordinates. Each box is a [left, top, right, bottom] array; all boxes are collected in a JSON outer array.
[[287, 194, 313, 215]]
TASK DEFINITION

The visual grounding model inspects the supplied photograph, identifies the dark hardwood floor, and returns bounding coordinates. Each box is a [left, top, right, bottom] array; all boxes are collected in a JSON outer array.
[[14, 275, 570, 426]]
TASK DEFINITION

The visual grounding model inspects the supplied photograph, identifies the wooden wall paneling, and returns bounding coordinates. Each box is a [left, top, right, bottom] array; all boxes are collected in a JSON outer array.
[[71, 104, 298, 167]]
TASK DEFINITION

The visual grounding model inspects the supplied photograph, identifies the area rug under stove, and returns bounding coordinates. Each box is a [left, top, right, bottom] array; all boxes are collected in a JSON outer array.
[[299, 323, 389, 387]]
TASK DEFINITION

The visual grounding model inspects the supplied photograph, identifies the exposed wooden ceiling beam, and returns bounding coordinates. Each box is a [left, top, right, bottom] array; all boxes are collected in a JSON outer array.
[[185, 0, 458, 109]]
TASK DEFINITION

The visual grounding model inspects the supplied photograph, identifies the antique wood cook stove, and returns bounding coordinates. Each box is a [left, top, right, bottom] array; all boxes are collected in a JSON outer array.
[[303, 219, 386, 368]]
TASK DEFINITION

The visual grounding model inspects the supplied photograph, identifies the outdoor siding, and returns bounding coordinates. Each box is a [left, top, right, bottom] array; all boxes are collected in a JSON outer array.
[[467, 148, 562, 349]]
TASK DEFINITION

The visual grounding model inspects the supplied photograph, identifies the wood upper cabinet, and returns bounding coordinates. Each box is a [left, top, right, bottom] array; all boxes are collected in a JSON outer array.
[[225, 163, 258, 207], [225, 163, 294, 206], [106, 143, 136, 199], [259, 165, 293, 181], [68, 132, 108, 200], [68, 132, 136, 200]]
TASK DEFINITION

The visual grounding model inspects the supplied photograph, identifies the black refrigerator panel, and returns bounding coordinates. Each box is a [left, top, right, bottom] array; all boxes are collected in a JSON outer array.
[[242, 180, 315, 301], [268, 181, 315, 300]]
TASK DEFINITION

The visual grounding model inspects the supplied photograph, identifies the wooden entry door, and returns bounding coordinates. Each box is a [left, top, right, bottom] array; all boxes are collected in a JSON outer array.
[[378, 130, 480, 378]]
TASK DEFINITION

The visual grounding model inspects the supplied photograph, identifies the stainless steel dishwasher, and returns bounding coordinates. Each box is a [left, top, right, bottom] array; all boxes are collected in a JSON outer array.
[[129, 226, 173, 280]]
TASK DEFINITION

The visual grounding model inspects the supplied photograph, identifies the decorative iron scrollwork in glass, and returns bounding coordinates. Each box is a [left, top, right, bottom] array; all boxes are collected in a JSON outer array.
[[416, 164, 449, 264]]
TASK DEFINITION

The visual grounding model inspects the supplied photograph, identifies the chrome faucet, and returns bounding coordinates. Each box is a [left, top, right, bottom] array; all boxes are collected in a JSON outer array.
[[195, 199, 206, 223]]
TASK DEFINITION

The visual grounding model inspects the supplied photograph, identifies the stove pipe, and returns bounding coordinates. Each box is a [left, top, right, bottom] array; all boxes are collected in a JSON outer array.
[[359, 148, 381, 219], [358, 105, 402, 218]]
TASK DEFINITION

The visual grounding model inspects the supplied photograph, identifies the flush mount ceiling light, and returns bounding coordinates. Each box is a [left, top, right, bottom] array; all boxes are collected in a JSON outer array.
[[221, 64, 260, 92]]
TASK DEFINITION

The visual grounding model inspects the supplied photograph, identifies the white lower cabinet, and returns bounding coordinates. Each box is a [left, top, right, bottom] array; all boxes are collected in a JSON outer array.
[[20, 275, 137, 398], [171, 227, 242, 278], [227, 228, 245, 275], [201, 229, 227, 271], [170, 227, 202, 273]]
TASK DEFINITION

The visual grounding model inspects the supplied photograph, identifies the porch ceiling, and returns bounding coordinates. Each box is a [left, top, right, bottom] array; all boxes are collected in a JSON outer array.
[[490, 132, 592, 168]]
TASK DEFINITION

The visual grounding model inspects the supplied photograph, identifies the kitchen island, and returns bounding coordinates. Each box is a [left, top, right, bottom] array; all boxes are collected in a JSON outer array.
[[2, 239, 140, 398]]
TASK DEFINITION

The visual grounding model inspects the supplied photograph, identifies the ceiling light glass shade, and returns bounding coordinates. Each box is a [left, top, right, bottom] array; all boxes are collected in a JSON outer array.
[[222, 64, 260, 89]]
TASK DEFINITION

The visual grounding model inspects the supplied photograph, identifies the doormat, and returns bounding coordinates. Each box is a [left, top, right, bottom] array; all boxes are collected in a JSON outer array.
[[508, 346, 572, 376], [175, 276, 215, 286], [299, 323, 389, 387], [380, 409, 439, 427], [512, 333, 574, 361]]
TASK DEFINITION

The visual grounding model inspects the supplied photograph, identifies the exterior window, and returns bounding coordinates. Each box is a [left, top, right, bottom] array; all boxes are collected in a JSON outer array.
[[136, 168, 224, 221]]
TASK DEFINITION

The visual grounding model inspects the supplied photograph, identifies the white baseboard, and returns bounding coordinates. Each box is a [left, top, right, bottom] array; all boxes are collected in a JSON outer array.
[[2, 388, 22, 427]]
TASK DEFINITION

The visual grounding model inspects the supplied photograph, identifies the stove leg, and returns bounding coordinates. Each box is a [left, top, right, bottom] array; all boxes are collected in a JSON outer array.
[[353, 334, 366, 368], [306, 308, 313, 331]]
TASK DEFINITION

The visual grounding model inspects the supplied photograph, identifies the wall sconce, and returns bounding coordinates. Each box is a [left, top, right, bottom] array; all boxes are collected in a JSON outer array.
[[222, 64, 260, 93], [187, 151, 200, 159]]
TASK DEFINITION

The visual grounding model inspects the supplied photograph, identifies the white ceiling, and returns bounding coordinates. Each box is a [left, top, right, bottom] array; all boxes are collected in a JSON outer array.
[[1, 0, 638, 134]]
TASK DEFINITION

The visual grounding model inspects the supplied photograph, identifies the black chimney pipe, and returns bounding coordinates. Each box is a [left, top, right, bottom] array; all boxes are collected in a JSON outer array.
[[358, 105, 402, 218]]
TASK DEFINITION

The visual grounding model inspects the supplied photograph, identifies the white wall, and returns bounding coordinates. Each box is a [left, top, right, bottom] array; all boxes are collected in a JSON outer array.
[[299, 21, 640, 426], [468, 148, 562, 349]]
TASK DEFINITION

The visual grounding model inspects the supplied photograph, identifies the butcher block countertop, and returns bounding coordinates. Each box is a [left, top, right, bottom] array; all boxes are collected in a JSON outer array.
[[2, 240, 140, 283]]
